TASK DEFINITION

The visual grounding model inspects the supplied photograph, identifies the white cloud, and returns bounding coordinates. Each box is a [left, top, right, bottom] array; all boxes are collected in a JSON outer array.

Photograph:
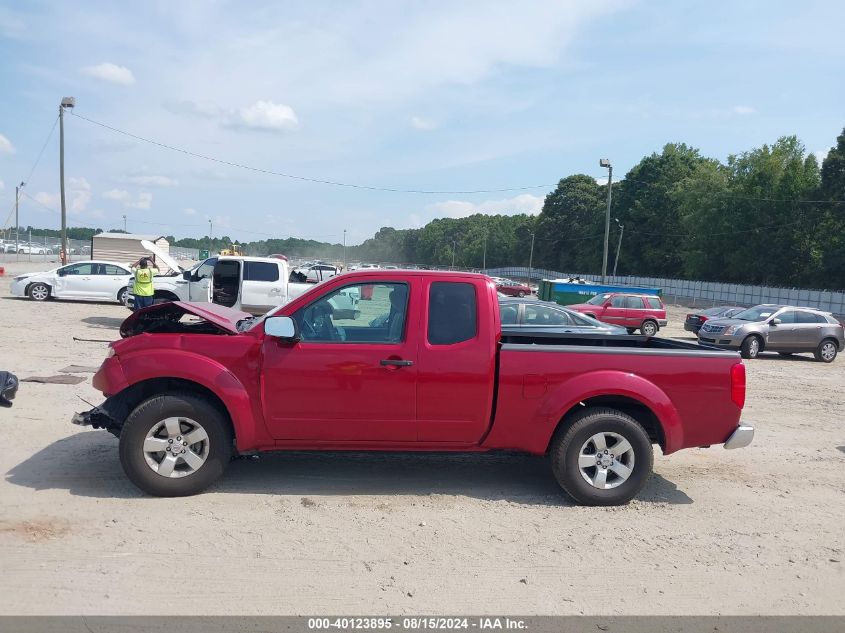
[[34, 191, 61, 209], [126, 192, 153, 209], [82, 62, 136, 85], [0, 133, 15, 154], [184, 207, 198, 215], [126, 175, 179, 187], [420, 193, 544, 226], [227, 100, 299, 132], [411, 116, 438, 131], [732, 105, 756, 115], [68, 177, 92, 213], [102, 189, 130, 201]]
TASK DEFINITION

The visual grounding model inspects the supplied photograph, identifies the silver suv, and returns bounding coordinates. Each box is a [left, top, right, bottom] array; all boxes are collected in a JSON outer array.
[[697, 304, 844, 362]]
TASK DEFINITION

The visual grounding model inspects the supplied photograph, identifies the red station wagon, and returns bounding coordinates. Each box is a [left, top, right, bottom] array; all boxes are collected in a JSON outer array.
[[568, 292, 668, 336]]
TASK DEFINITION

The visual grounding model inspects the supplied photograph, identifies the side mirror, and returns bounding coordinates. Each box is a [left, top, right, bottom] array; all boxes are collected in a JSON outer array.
[[770, 318, 781, 326], [182, 270, 192, 281], [265, 316, 300, 343]]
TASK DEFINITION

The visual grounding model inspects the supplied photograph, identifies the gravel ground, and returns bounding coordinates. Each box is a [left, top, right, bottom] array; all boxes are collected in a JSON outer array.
[[0, 263, 843, 615]]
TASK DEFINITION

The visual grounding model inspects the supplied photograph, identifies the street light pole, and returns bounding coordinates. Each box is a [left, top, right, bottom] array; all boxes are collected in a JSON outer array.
[[208, 219, 212, 238], [59, 97, 75, 265], [15, 182, 24, 260], [482, 231, 487, 270], [123, 214, 127, 232], [613, 218, 624, 277], [527, 231, 535, 286], [451, 240, 456, 269], [343, 229, 347, 271], [599, 159, 612, 284]]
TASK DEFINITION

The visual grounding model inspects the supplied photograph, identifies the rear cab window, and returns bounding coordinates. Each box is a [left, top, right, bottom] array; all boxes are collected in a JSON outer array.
[[244, 261, 280, 282], [428, 282, 477, 345]]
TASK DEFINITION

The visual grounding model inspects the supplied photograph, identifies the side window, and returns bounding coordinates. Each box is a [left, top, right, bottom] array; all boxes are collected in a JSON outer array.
[[646, 297, 662, 309], [103, 264, 127, 275], [193, 258, 217, 281], [428, 282, 477, 345], [296, 283, 407, 343], [610, 296, 626, 308], [625, 296, 644, 309], [244, 262, 279, 282], [776, 311, 796, 324], [796, 311, 824, 324], [65, 263, 94, 275], [524, 304, 572, 326], [500, 304, 518, 325]]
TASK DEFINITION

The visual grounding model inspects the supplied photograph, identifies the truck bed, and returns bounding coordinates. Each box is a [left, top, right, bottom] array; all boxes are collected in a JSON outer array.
[[500, 330, 734, 355]]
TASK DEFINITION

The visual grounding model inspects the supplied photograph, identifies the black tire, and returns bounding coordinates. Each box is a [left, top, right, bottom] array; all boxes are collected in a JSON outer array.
[[814, 339, 838, 363], [28, 282, 51, 301], [740, 335, 762, 359], [119, 392, 233, 496], [550, 407, 654, 506], [778, 352, 793, 357], [117, 287, 128, 306], [640, 320, 659, 336]]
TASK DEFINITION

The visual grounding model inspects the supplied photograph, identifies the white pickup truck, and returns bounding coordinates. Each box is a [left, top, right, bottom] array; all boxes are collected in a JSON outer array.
[[127, 245, 315, 314]]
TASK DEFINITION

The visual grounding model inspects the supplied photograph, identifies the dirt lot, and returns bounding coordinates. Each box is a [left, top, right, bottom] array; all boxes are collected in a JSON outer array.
[[0, 263, 843, 615]]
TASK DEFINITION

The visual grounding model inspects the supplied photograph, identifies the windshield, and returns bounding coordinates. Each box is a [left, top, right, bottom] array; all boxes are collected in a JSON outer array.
[[586, 293, 611, 305], [732, 306, 779, 321]]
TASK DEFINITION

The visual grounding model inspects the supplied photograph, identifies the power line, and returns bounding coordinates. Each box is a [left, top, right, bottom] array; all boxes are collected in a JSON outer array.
[[70, 111, 558, 195], [2, 114, 61, 228]]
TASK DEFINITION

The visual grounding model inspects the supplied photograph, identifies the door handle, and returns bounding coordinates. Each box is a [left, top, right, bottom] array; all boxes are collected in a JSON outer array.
[[380, 359, 414, 367]]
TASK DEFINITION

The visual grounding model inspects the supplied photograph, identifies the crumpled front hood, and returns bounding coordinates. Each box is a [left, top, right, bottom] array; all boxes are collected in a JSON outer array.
[[119, 301, 252, 337]]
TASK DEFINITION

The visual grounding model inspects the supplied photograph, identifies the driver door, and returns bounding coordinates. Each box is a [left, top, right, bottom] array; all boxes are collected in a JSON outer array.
[[188, 258, 216, 302], [260, 281, 419, 442], [54, 263, 97, 297]]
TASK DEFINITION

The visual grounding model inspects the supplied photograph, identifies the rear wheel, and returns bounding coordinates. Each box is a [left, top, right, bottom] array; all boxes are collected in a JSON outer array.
[[28, 283, 50, 301], [640, 320, 658, 336], [814, 339, 838, 363], [117, 287, 128, 306], [119, 392, 233, 496], [740, 335, 762, 359], [550, 408, 653, 506]]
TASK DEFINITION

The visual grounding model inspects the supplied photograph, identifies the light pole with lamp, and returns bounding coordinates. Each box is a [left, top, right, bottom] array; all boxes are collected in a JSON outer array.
[[15, 181, 24, 260], [612, 218, 624, 277], [59, 97, 75, 265], [343, 229, 347, 271], [599, 158, 612, 283]]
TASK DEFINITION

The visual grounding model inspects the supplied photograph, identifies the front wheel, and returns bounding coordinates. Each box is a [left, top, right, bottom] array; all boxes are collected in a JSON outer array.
[[29, 283, 50, 301], [117, 287, 128, 306], [119, 392, 233, 496], [814, 339, 838, 363], [517, 291, 526, 298], [740, 335, 762, 359], [550, 408, 654, 506]]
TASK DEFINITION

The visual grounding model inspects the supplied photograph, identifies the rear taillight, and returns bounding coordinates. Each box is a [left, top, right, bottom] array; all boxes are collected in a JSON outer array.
[[731, 363, 746, 409], [700, 315, 709, 322], [686, 314, 693, 320]]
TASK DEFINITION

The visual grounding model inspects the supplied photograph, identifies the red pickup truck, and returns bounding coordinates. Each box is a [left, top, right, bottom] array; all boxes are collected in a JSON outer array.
[[74, 271, 753, 506]]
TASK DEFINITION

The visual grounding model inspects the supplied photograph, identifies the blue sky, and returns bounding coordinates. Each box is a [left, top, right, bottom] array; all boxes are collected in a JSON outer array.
[[1, 0, 843, 245]]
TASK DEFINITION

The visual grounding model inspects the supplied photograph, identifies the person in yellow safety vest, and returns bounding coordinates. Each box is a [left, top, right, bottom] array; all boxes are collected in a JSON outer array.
[[130, 256, 159, 311]]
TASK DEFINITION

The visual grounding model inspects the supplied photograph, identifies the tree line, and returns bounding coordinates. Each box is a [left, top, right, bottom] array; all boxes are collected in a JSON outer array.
[[14, 127, 844, 289]]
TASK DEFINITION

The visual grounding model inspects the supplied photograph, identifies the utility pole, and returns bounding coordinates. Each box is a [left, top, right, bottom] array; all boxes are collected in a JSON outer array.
[[527, 231, 535, 287], [343, 229, 347, 271], [451, 240, 456, 269], [122, 214, 127, 232], [28, 227, 32, 262], [59, 97, 75, 265], [612, 218, 624, 277], [599, 158, 612, 284], [15, 182, 24, 260], [482, 231, 487, 270], [208, 219, 212, 238]]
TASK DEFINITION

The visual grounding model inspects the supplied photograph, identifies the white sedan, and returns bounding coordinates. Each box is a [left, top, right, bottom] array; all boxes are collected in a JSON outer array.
[[10, 260, 133, 304]]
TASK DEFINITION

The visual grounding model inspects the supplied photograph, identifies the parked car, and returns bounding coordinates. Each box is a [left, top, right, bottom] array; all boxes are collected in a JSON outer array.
[[499, 298, 626, 335], [294, 263, 339, 283], [10, 260, 133, 304], [126, 245, 311, 315], [495, 278, 533, 297], [568, 292, 668, 335], [697, 304, 844, 362], [684, 306, 744, 334], [74, 270, 752, 505]]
